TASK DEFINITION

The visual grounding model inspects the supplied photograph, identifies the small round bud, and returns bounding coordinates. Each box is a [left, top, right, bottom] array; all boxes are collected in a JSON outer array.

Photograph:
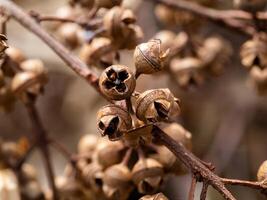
[[97, 104, 132, 140], [103, 163, 132, 200], [135, 89, 181, 123], [57, 23, 81, 49], [240, 33, 267, 69], [140, 193, 169, 200], [99, 65, 136, 100], [5, 47, 26, 64], [78, 134, 99, 154], [134, 39, 169, 76], [95, 139, 124, 168], [95, 0, 122, 8], [233, 0, 267, 12], [132, 158, 164, 194], [170, 57, 204, 88], [257, 160, 267, 182]]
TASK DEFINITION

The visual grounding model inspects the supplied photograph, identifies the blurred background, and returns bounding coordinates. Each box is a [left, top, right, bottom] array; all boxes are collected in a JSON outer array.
[[1, 0, 267, 199]]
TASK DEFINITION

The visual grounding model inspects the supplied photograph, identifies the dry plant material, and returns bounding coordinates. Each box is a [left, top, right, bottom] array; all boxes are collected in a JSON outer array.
[[139, 192, 169, 200], [257, 160, 267, 182]]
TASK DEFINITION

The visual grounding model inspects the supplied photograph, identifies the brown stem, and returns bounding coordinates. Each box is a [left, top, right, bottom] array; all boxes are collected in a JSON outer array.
[[200, 181, 209, 200], [24, 102, 58, 200], [0, 0, 112, 102], [149, 0, 256, 35], [152, 126, 236, 200], [188, 176, 197, 200], [221, 178, 267, 192]]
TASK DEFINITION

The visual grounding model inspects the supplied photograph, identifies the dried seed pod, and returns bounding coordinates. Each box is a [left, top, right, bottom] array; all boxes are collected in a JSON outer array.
[[153, 123, 192, 174], [57, 23, 81, 49], [20, 164, 38, 183], [198, 36, 232, 75], [139, 193, 169, 200], [82, 162, 104, 192], [257, 160, 267, 182], [11, 71, 47, 101], [103, 163, 132, 200], [134, 39, 169, 76], [20, 59, 46, 75], [79, 37, 114, 68], [95, 0, 122, 8], [78, 134, 99, 154], [153, 30, 176, 52], [170, 57, 204, 88], [132, 158, 164, 194], [20, 181, 45, 200], [250, 67, 267, 94], [5, 46, 26, 64], [0, 142, 22, 166], [154, 4, 177, 26], [0, 34, 8, 58], [99, 65, 136, 100], [95, 139, 124, 168], [135, 89, 180, 123], [240, 33, 267, 69], [0, 169, 21, 200], [233, 0, 267, 12]]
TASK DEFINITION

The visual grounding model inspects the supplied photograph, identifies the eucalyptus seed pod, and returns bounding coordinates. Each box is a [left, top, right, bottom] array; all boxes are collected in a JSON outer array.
[[240, 33, 267, 69], [233, 0, 267, 12], [103, 163, 132, 200], [153, 30, 176, 52], [0, 34, 8, 58], [20, 181, 45, 200], [5, 47, 26, 64], [170, 57, 204, 88], [79, 37, 115, 68], [0, 168, 21, 200], [78, 134, 99, 154], [99, 65, 136, 100], [0, 142, 22, 167], [198, 36, 232, 75], [132, 158, 164, 194], [135, 89, 180, 123], [134, 39, 169, 76], [139, 193, 169, 200], [11, 71, 47, 101], [250, 67, 267, 94], [20, 59, 46, 76], [154, 4, 177, 26], [257, 160, 267, 182], [82, 162, 104, 192], [95, 139, 124, 168], [57, 23, 81, 49], [95, 0, 122, 9], [20, 164, 38, 183]]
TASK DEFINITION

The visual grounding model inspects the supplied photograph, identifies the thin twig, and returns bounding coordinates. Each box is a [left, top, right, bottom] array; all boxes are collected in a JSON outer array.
[[24, 101, 58, 200], [188, 176, 197, 200], [222, 178, 267, 192], [200, 181, 209, 200], [15, 142, 36, 170]]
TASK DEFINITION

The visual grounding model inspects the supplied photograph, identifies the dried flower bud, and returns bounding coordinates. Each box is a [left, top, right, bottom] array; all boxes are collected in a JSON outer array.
[[99, 65, 136, 100], [0, 34, 8, 58], [257, 160, 267, 182], [96, 0, 122, 8], [170, 57, 204, 87], [79, 37, 114, 68], [5, 47, 26, 64], [95, 139, 124, 168], [82, 162, 104, 192], [135, 89, 180, 123], [0, 169, 20, 200], [21, 181, 45, 200], [250, 67, 267, 94], [57, 23, 81, 49], [233, 0, 267, 12], [132, 158, 164, 194], [78, 134, 99, 154], [103, 163, 132, 200], [140, 193, 169, 200], [134, 40, 169, 76], [240, 33, 267, 69]]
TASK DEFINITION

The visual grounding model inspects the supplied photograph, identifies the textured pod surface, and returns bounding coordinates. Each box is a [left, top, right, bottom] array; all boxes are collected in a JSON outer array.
[[135, 89, 180, 123], [134, 39, 169, 76], [132, 158, 164, 194], [257, 160, 267, 182], [97, 104, 132, 140], [99, 65, 136, 100], [140, 193, 169, 200], [240, 33, 267, 69]]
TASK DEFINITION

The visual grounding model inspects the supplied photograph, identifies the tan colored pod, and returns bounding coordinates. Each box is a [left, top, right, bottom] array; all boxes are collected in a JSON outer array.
[[78, 134, 99, 154], [250, 67, 267, 95], [139, 193, 169, 200], [5, 47, 26, 64], [257, 160, 267, 182], [99, 65, 136, 100], [135, 88, 180, 123]]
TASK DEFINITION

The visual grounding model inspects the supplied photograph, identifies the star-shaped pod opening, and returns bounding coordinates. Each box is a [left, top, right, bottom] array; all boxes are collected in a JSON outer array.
[[103, 68, 129, 93], [98, 116, 122, 140]]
